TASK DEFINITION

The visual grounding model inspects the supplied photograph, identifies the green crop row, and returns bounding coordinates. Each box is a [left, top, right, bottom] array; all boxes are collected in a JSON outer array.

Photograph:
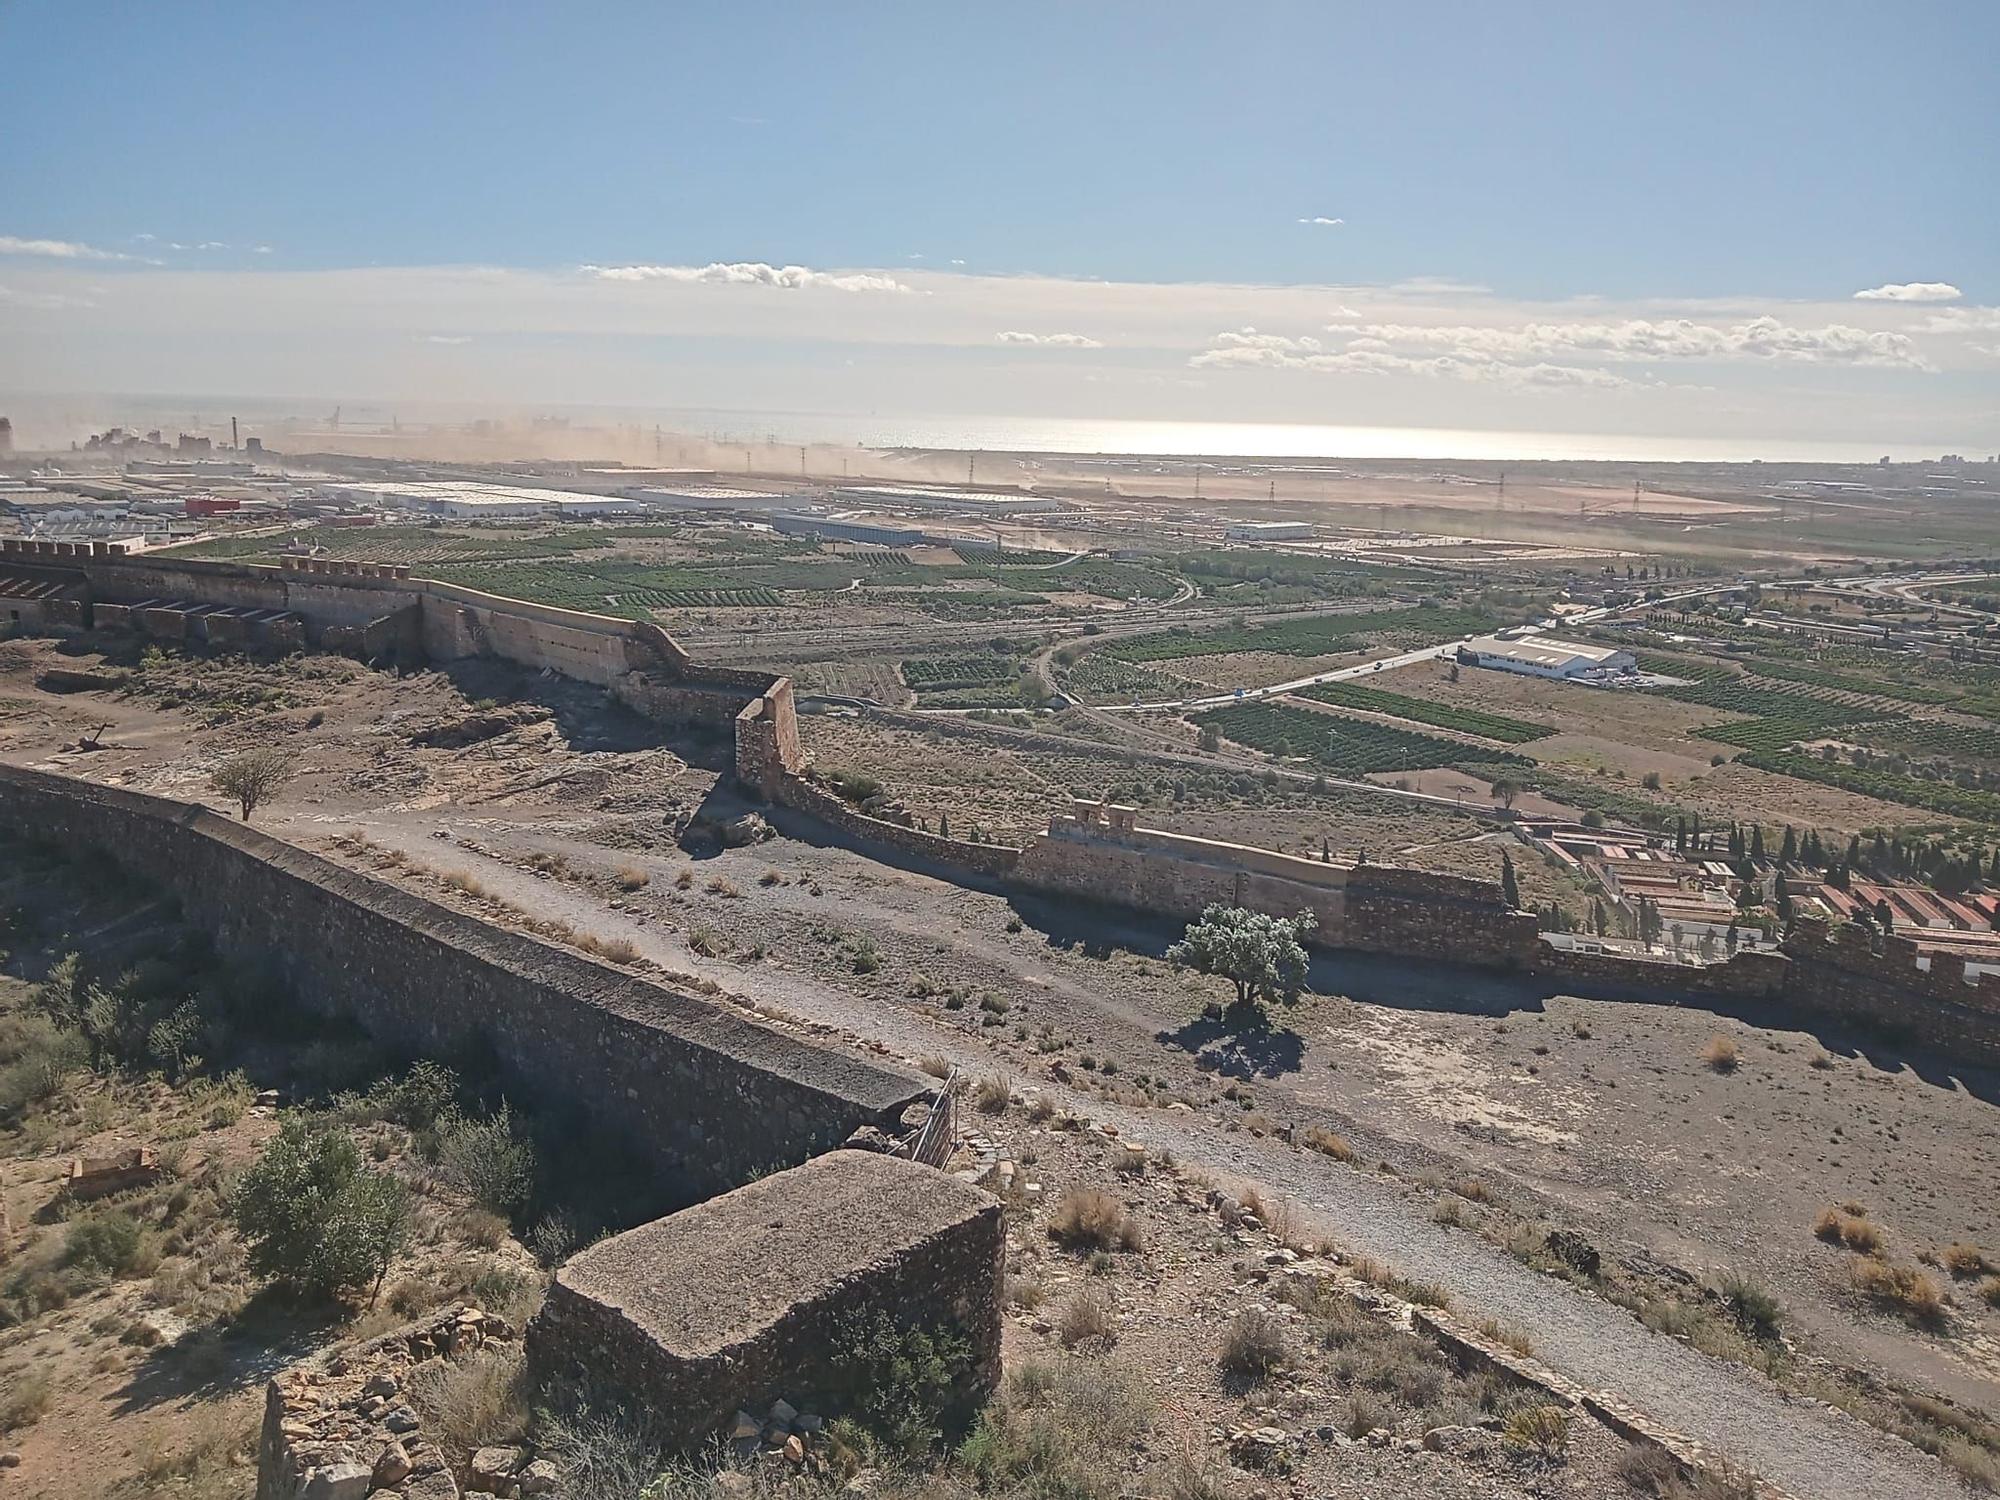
[[1854, 719, 2000, 765], [1295, 682, 1552, 743], [1109, 606, 1495, 662], [901, 654, 1020, 689], [1195, 701, 1532, 774], [1744, 658, 1962, 705], [1741, 750, 2000, 827]]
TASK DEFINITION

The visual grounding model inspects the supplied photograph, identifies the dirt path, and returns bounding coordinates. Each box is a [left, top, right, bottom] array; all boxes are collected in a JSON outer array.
[[292, 812, 1973, 1500]]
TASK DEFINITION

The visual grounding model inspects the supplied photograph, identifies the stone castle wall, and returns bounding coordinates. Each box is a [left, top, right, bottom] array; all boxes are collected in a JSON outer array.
[[766, 770, 1026, 880], [0, 766, 924, 1201], [1010, 802, 1540, 965]]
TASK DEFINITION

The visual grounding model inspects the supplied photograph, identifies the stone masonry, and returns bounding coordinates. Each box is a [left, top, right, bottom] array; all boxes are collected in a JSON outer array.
[[525, 1150, 1004, 1454], [256, 1305, 518, 1500]]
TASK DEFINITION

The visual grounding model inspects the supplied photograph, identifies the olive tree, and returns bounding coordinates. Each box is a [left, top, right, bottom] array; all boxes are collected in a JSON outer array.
[[232, 1116, 410, 1302], [1166, 904, 1315, 1019], [209, 746, 298, 821]]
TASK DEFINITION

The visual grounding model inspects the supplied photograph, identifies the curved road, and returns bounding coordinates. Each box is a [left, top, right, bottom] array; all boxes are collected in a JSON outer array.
[[314, 815, 1969, 1500]]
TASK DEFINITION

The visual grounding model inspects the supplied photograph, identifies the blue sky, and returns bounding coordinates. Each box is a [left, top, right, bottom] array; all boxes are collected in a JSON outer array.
[[2, 2, 1996, 455]]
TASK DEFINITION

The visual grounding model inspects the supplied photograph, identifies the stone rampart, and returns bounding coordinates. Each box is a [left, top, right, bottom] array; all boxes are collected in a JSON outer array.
[[1533, 944, 1790, 1002], [1778, 916, 2000, 1066], [1343, 864, 1541, 966], [767, 770, 1024, 880], [1011, 801, 1538, 966], [525, 1150, 1003, 1454], [0, 766, 924, 1200]]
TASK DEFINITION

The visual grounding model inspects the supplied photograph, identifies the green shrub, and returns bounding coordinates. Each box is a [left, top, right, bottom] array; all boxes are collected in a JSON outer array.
[[423, 1101, 536, 1217], [828, 1310, 975, 1457], [232, 1116, 411, 1300], [63, 1211, 146, 1276], [959, 1357, 1151, 1500]]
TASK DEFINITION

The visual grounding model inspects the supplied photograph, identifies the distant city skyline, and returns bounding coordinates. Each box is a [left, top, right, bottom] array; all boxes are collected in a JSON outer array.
[[2, 2, 1994, 458]]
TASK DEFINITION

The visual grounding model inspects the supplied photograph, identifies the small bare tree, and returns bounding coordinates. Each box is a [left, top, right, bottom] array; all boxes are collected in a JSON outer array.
[[210, 746, 298, 821]]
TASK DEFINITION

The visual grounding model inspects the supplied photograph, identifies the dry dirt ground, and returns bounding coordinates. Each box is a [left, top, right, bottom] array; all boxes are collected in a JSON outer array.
[[2, 634, 1997, 1496]]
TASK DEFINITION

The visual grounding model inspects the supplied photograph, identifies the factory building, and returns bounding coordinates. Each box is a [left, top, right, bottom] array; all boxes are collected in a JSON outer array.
[[1460, 634, 1636, 681], [828, 485, 1075, 517], [1225, 520, 1313, 541], [770, 512, 925, 546], [319, 481, 651, 518]]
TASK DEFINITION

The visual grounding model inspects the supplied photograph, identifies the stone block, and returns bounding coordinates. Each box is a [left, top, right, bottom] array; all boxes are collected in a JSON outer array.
[[527, 1150, 1003, 1453]]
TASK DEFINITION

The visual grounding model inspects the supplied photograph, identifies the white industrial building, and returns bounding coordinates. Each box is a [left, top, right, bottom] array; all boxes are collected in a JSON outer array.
[[1225, 520, 1313, 541], [318, 481, 651, 519], [1461, 634, 1636, 681]]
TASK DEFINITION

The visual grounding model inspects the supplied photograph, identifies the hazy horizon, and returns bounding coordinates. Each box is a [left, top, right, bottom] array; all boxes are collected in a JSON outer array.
[[4, 3, 1995, 463]]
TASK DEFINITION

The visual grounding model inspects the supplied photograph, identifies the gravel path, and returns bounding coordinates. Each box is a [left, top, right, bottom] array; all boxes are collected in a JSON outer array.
[[319, 816, 1971, 1500]]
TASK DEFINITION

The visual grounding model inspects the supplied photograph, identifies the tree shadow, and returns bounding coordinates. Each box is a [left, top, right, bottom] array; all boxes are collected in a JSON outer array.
[[112, 1287, 341, 1415], [439, 659, 710, 758], [1158, 1010, 1306, 1080]]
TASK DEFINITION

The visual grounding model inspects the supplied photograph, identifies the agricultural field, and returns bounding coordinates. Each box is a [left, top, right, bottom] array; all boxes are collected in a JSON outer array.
[[1855, 720, 2000, 765], [1296, 681, 1554, 744], [900, 652, 1032, 708], [1106, 605, 1498, 662], [1194, 700, 1534, 775], [1055, 653, 1195, 705], [1738, 750, 2000, 827]]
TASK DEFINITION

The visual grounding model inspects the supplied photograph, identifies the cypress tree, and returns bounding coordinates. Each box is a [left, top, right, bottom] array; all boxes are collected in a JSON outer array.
[[1500, 851, 1521, 909]]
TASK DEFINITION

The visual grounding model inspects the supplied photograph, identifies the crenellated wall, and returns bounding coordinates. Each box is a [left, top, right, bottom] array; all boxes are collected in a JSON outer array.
[[1009, 799, 1539, 965]]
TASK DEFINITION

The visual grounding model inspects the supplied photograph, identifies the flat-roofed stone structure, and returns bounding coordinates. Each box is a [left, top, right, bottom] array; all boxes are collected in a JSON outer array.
[[526, 1150, 1004, 1452]]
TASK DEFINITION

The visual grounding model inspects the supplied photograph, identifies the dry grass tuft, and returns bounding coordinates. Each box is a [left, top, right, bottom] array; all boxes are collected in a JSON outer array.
[[1503, 1403, 1571, 1459], [405, 1345, 532, 1467], [613, 864, 650, 891], [1476, 1316, 1535, 1357], [1851, 1259, 1947, 1326], [973, 1074, 1012, 1114], [1057, 1287, 1116, 1347], [1815, 1206, 1883, 1255], [917, 1054, 953, 1080], [1219, 1307, 1292, 1380], [1941, 1242, 1990, 1279], [441, 869, 489, 900], [1699, 1035, 1740, 1072], [1048, 1187, 1144, 1253], [1302, 1125, 1354, 1161]]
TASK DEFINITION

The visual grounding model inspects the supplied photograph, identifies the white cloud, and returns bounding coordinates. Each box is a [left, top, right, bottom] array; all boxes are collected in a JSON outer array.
[[1190, 335, 1630, 389], [252, 245, 275, 255], [583, 261, 911, 292], [1390, 276, 1490, 296], [1853, 281, 1961, 303], [1297, 216, 1345, 226], [417, 334, 472, 345], [0, 234, 141, 263], [1334, 316, 1931, 369], [0, 284, 96, 310], [995, 330, 1103, 348], [1921, 306, 2000, 334]]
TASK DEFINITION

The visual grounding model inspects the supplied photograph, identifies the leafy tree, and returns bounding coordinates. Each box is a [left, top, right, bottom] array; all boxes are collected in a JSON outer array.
[[209, 746, 299, 821], [233, 1116, 411, 1301], [1167, 904, 1316, 1018], [1490, 778, 1521, 811]]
